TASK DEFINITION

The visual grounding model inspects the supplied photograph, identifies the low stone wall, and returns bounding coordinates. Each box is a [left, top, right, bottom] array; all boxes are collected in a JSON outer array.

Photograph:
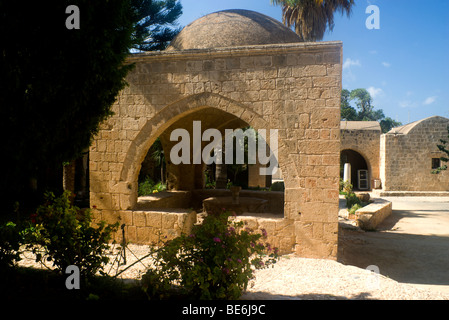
[[135, 191, 191, 210], [191, 189, 284, 214], [101, 209, 198, 245], [355, 198, 392, 231], [93, 189, 289, 253], [96, 206, 294, 254], [230, 214, 295, 254]]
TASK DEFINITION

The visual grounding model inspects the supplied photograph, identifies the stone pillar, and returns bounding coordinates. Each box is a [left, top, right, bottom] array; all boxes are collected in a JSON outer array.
[[248, 162, 271, 188], [63, 160, 76, 194], [215, 163, 227, 189], [343, 163, 351, 184]]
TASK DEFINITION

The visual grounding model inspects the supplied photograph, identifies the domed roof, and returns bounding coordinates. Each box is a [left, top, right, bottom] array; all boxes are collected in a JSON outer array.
[[166, 9, 302, 51]]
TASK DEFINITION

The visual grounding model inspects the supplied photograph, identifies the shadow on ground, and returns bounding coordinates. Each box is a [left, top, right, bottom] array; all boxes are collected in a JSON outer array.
[[242, 291, 375, 300], [338, 198, 449, 293]]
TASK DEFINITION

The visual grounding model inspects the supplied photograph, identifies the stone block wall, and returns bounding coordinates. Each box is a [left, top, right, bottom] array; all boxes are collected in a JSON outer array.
[[381, 116, 449, 191], [89, 41, 342, 259], [340, 121, 381, 189]]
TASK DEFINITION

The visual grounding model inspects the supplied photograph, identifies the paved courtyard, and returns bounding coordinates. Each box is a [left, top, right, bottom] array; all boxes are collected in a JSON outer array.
[[338, 196, 449, 295]]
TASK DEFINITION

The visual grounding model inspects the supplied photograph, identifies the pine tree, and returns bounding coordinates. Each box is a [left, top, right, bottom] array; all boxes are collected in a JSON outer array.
[[131, 0, 182, 51], [0, 1, 135, 208]]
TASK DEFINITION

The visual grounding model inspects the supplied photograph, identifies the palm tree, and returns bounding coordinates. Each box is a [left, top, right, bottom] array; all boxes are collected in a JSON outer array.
[[271, 0, 354, 41], [151, 137, 166, 184]]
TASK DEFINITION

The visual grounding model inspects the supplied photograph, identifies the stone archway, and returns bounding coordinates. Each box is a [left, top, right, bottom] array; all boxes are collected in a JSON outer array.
[[341, 149, 370, 190], [88, 26, 343, 258], [118, 92, 275, 210]]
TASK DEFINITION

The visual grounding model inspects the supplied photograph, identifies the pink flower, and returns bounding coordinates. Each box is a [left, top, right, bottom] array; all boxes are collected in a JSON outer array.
[[213, 237, 221, 243]]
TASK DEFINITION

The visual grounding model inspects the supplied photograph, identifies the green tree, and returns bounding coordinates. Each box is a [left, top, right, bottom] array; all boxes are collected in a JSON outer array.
[[271, 0, 354, 41], [341, 89, 401, 133], [131, 0, 182, 52], [349, 88, 378, 121], [340, 88, 357, 120], [0, 1, 135, 209], [432, 126, 449, 174], [380, 117, 402, 134]]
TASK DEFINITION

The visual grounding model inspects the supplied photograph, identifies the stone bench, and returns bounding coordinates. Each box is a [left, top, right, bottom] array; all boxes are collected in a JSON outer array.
[[355, 198, 392, 231]]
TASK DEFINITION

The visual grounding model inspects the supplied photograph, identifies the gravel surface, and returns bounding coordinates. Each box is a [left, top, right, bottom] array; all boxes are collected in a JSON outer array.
[[18, 243, 449, 300], [241, 255, 449, 300]]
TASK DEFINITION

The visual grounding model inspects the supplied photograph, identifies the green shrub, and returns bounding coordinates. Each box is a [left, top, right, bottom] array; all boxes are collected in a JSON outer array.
[[339, 179, 353, 195], [24, 191, 118, 278], [141, 211, 279, 300], [269, 181, 284, 192], [138, 176, 155, 196], [0, 221, 22, 270], [345, 192, 361, 209], [138, 176, 166, 196], [153, 181, 167, 192], [348, 203, 363, 216]]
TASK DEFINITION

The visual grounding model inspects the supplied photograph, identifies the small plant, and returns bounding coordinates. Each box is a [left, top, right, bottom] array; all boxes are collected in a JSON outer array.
[[432, 125, 449, 174], [138, 176, 166, 195], [153, 181, 167, 193], [348, 203, 363, 216], [141, 211, 279, 300], [345, 192, 361, 209], [24, 190, 118, 278], [204, 172, 216, 189], [339, 179, 353, 195]]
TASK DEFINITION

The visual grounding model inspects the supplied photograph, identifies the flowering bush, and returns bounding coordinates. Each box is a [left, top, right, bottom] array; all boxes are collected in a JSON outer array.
[[141, 210, 279, 300], [23, 191, 118, 278]]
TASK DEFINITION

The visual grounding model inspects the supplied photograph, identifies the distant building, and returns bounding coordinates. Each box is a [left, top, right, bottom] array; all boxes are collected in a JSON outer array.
[[340, 116, 449, 193]]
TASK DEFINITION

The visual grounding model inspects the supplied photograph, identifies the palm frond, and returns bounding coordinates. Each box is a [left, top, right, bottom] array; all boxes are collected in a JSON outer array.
[[273, 0, 355, 41]]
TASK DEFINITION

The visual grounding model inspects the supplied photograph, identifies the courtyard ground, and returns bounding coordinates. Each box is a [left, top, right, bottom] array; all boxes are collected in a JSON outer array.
[[338, 195, 449, 295], [15, 194, 449, 299]]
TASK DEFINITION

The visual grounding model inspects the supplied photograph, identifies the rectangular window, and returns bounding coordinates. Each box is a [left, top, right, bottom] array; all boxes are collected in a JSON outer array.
[[431, 158, 441, 170]]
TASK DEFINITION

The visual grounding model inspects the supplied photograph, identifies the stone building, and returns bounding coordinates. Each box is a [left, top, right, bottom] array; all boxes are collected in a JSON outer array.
[[340, 121, 381, 190], [380, 116, 449, 192], [340, 116, 449, 193], [88, 9, 343, 259]]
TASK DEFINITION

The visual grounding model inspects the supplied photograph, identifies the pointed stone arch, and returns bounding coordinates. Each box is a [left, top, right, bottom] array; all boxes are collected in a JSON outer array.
[[119, 92, 280, 209], [88, 37, 343, 259]]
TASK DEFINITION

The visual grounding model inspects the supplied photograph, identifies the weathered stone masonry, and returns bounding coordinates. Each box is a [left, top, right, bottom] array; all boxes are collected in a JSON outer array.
[[89, 41, 343, 259], [380, 116, 449, 192]]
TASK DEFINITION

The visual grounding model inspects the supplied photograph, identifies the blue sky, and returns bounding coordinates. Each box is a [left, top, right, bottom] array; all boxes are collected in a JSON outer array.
[[176, 0, 449, 125]]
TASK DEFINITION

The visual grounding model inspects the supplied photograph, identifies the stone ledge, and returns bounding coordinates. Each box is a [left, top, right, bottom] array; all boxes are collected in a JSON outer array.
[[373, 190, 449, 197], [127, 41, 343, 63], [355, 198, 392, 231]]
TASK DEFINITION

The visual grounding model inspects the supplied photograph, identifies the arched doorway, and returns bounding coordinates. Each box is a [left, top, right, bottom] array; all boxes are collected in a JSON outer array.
[[133, 101, 284, 216], [340, 149, 369, 191]]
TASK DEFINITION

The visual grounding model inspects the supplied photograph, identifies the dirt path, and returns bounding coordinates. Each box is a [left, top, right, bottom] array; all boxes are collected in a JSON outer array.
[[338, 196, 449, 295]]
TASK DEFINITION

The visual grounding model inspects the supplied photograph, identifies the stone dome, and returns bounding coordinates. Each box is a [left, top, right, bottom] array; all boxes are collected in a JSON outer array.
[[166, 9, 302, 51]]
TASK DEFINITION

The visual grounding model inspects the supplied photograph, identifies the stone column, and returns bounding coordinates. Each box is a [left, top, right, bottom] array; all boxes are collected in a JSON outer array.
[[343, 163, 351, 184], [63, 160, 76, 194]]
